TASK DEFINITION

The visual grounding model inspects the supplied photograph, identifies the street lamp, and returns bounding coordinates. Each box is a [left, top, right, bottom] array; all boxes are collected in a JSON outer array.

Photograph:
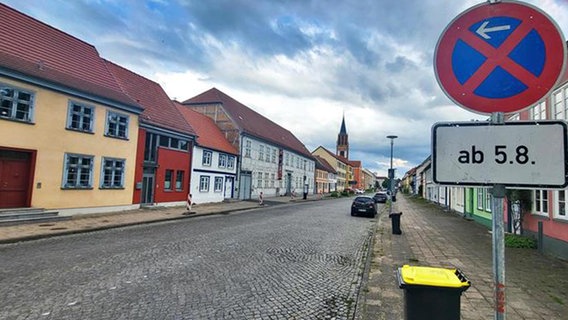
[[386, 135, 398, 216]]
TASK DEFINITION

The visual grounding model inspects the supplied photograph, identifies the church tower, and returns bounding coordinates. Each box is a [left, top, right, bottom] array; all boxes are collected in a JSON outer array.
[[336, 115, 349, 159]]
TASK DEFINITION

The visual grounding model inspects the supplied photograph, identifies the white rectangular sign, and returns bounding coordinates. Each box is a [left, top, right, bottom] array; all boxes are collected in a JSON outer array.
[[432, 121, 568, 188]]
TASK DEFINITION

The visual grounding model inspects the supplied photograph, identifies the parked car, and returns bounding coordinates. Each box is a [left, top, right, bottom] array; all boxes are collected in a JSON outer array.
[[373, 191, 388, 203], [351, 196, 377, 217], [355, 189, 365, 194]]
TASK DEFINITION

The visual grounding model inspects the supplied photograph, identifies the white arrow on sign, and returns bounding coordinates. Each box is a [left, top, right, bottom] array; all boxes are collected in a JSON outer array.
[[476, 21, 511, 39]]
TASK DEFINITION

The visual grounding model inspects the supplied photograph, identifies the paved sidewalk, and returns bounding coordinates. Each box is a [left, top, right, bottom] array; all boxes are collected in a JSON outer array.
[[0, 195, 308, 244], [358, 194, 568, 320]]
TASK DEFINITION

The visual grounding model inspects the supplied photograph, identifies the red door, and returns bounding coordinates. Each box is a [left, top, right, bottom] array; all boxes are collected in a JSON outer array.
[[0, 151, 31, 208]]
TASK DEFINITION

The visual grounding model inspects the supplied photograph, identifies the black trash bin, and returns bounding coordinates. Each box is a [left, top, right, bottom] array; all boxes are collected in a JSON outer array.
[[397, 265, 471, 320], [389, 212, 402, 234]]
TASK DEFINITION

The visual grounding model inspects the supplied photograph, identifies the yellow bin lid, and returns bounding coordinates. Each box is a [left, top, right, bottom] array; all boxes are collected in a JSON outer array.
[[399, 265, 470, 288]]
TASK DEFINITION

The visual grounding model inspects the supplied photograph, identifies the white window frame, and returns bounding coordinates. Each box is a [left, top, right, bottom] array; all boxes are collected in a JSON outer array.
[[259, 145, 264, 160], [218, 154, 227, 168], [552, 84, 568, 120], [67, 101, 95, 133], [245, 140, 251, 158], [485, 191, 492, 213], [202, 150, 212, 166], [227, 155, 235, 170], [257, 172, 263, 188], [63, 153, 94, 189], [0, 84, 35, 123], [214, 177, 223, 192], [530, 101, 547, 120], [533, 190, 549, 216], [554, 190, 568, 220], [477, 189, 484, 210], [199, 176, 210, 192], [100, 157, 125, 189]]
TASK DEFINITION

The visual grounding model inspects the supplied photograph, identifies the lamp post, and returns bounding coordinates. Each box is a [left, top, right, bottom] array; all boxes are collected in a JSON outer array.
[[386, 135, 398, 216]]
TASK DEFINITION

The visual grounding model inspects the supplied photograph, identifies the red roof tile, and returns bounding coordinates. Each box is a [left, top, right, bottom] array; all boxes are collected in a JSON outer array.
[[105, 60, 196, 137], [184, 88, 313, 159], [174, 101, 237, 155], [0, 4, 138, 108]]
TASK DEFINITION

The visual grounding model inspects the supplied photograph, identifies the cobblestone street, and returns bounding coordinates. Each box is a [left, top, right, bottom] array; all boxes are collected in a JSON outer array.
[[0, 198, 377, 320]]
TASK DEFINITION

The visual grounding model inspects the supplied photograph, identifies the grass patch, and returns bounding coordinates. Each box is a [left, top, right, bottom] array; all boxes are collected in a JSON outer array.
[[505, 234, 537, 249], [550, 294, 564, 305]]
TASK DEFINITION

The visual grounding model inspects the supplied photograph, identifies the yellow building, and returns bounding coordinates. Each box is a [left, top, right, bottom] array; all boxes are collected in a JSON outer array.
[[312, 146, 350, 192], [0, 4, 143, 214]]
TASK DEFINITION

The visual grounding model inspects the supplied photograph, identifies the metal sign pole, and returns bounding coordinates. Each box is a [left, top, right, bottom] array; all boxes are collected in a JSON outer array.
[[491, 112, 506, 320]]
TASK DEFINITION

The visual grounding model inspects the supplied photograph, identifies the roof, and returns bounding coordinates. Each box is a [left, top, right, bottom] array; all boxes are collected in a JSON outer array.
[[0, 4, 139, 109], [174, 101, 237, 155], [314, 155, 337, 174], [339, 115, 347, 135], [348, 160, 361, 167], [104, 60, 196, 137], [183, 88, 313, 159], [312, 146, 350, 166]]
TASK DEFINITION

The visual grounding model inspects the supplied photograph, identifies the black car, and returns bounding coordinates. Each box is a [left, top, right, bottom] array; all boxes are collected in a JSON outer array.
[[351, 196, 377, 217], [373, 191, 388, 203]]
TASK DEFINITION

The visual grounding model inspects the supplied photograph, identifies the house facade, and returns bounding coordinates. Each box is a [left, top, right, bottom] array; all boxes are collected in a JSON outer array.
[[182, 88, 315, 200], [0, 4, 143, 214], [503, 67, 568, 260], [312, 146, 350, 192], [104, 61, 196, 208], [175, 102, 238, 204], [314, 155, 337, 194]]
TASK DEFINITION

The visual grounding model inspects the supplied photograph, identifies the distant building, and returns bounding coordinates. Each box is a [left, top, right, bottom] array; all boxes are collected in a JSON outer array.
[[182, 88, 315, 199], [314, 155, 337, 193]]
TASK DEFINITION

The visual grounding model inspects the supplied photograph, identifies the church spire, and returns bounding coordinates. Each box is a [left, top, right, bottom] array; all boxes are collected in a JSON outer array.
[[337, 115, 349, 159]]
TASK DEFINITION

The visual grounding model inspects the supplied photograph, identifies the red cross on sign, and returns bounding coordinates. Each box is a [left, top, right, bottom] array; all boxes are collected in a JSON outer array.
[[434, 1, 566, 114]]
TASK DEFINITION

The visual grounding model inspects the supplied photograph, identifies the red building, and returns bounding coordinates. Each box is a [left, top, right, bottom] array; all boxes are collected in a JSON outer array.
[[105, 61, 197, 207]]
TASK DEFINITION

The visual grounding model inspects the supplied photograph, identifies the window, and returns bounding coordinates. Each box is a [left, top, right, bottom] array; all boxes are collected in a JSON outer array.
[[101, 157, 125, 188], [199, 176, 210, 192], [63, 154, 93, 188], [218, 154, 227, 168], [553, 84, 568, 120], [485, 191, 492, 212], [272, 149, 276, 163], [554, 190, 567, 220], [265, 147, 271, 162], [257, 172, 263, 188], [202, 150, 212, 166], [530, 101, 547, 120], [176, 171, 184, 191], [214, 177, 223, 192], [67, 101, 94, 132], [285, 153, 289, 166], [259, 145, 264, 160], [227, 156, 235, 169], [0, 85, 34, 122], [270, 173, 275, 188], [533, 190, 549, 216], [164, 170, 173, 190], [159, 136, 189, 151], [106, 111, 129, 138], [264, 173, 269, 188], [477, 189, 484, 210], [245, 140, 251, 158]]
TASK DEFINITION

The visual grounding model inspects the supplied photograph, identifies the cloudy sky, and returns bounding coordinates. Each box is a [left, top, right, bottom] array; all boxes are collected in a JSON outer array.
[[4, 0, 568, 177]]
